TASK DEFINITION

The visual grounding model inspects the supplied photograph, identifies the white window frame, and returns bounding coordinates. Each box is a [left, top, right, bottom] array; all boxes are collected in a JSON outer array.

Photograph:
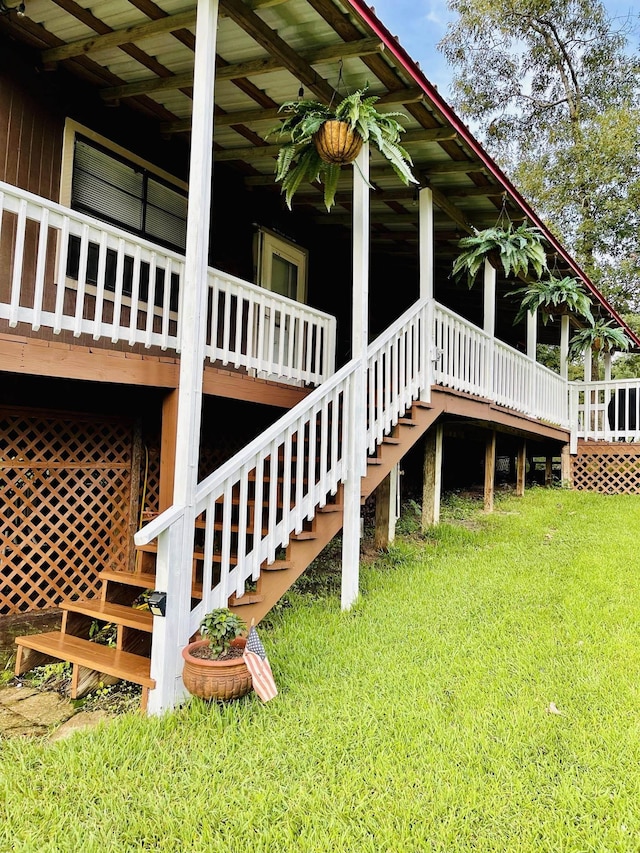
[[256, 227, 308, 304]]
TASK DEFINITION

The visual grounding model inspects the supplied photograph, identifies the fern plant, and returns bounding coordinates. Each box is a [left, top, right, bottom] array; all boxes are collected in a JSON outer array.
[[509, 276, 594, 325], [568, 319, 631, 357], [452, 223, 548, 288], [270, 88, 417, 210]]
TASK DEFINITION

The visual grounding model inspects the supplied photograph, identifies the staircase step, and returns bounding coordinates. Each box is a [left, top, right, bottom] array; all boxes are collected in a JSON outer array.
[[398, 417, 416, 426], [290, 531, 317, 541], [228, 592, 265, 606], [15, 632, 155, 689], [60, 600, 153, 633], [383, 436, 401, 445], [318, 504, 343, 513], [367, 457, 383, 466], [261, 560, 294, 571], [100, 569, 157, 589]]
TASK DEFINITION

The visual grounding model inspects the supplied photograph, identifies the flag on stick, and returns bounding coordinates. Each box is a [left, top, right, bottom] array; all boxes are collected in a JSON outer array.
[[243, 625, 278, 702]]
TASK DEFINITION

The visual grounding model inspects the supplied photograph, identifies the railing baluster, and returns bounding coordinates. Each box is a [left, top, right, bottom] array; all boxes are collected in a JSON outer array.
[[73, 223, 89, 337], [92, 231, 108, 341], [144, 252, 157, 348], [31, 208, 49, 331], [9, 199, 27, 327], [160, 258, 172, 351]]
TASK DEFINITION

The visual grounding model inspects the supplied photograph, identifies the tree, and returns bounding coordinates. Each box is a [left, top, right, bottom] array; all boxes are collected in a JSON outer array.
[[439, 0, 640, 311]]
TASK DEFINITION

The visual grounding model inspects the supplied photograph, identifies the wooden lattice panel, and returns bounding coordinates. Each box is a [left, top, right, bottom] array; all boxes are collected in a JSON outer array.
[[1, 407, 133, 615], [572, 442, 640, 494]]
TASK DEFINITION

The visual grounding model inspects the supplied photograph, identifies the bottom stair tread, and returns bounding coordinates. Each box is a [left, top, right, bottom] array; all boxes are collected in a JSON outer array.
[[61, 600, 153, 632], [15, 632, 155, 688]]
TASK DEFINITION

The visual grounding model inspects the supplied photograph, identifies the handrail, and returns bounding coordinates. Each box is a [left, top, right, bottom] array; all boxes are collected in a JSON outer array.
[[570, 377, 640, 450], [0, 180, 336, 384]]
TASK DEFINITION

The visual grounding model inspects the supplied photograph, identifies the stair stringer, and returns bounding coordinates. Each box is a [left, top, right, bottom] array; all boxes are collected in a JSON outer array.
[[231, 400, 444, 625]]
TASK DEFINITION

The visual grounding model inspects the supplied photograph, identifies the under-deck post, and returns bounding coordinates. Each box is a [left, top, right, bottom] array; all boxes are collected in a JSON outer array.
[[483, 259, 496, 398], [484, 430, 496, 513], [560, 315, 570, 380], [341, 142, 369, 610], [374, 474, 392, 551], [422, 423, 443, 529], [159, 389, 179, 512], [419, 187, 434, 402], [561, 444, 572, 486], [148, 0, 219, 715], [516, 439, 526, 497]]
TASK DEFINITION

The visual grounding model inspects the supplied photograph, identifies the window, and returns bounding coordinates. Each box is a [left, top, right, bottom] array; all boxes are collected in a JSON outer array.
[[256, 228, 307, 303], [71, 135, 187, 253]]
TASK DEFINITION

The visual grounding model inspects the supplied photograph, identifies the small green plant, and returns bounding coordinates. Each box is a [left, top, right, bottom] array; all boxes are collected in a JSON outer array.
[[509, 275, 594, 325], [452, 222, 548, 288], [568, 319, 631, 357], [270, 87, 417, 210], [198, 609, 246, 659]]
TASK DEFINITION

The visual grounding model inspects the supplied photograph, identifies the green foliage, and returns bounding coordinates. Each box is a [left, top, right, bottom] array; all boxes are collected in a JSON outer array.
[[271, 88, 417, 210], [568, 319, 631, 357], [198, 609, 246, 658], [509, 275, 594, 325], [440, 0, 640, 311], [452, 222, 547, 287]]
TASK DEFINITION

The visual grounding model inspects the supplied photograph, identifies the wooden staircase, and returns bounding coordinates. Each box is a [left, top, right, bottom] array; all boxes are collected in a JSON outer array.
[[14, 399, 440, 706]]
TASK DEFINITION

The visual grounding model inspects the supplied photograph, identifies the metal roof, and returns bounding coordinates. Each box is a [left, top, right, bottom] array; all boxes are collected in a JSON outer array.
[[1, 0, 634, 342]]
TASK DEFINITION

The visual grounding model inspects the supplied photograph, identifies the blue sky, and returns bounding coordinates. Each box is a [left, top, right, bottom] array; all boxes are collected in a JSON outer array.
[[372, 1, 640, 98]]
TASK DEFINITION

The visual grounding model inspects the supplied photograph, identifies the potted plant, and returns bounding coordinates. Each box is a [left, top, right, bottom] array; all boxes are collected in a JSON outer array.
[[509, 276, 594, 325], [181, 608, 252, 701], [270, 87, 417, 210], [452, 222, 548, 288], [568, 319, 631, 357]]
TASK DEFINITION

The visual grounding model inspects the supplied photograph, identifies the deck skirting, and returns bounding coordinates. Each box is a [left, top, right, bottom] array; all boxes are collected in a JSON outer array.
[[572, 441, 640, 494]]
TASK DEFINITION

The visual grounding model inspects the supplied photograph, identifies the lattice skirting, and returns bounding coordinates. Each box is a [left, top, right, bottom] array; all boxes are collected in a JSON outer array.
[[1, 407, 134, 615], [572, 442, 640, 494]]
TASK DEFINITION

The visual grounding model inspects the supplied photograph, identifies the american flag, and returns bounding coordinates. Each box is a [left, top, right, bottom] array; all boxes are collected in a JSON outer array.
[[243, 625, 278, 702]]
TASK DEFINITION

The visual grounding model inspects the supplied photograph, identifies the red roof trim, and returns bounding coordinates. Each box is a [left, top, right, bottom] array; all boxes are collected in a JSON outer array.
[[344, 0, 639, 347]]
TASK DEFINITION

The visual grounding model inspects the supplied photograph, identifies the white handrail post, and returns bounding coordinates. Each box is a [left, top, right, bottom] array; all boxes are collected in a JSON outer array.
[[526, 308, 537, 417], [150, 0, 219, 714], [569, 384, 578, 453], [560, 315, 570, 380], [483, 259, 496, 400], [419, 186, 433, 402], [341, 143, 369, 611]]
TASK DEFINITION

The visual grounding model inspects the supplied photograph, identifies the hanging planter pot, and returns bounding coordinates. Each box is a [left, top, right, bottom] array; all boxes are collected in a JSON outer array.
[[314, 120, 363, 165]]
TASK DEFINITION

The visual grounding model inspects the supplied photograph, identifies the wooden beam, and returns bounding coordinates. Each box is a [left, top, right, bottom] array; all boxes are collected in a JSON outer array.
[[42, 9, 198, 65], [428, 183, 473, 233], [484, 430, 496, 513], [516, 439, 526, 497], [159, 389, 179, 512], [154, 87, 427, 136], [421, 160, 486, 175], [102, 71, 194, 102], [219, 0, 336, 104], [422, 424, 443, 529]]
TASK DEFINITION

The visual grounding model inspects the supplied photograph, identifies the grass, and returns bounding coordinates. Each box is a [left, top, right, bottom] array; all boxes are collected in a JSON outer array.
[[2, 489, 640, 851]]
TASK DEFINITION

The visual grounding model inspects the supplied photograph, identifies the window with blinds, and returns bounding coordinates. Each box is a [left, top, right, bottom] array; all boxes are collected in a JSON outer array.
[[71, 136, 187, 252]]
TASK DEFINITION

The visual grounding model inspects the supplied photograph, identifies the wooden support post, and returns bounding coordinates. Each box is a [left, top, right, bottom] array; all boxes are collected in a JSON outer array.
[[560, 315, 570, 380], [374, 474, 392, 551], [545, 456, 553, 486], [561, 444, 571, 487], [484, 431, 496, 513], [159, 389, 179, 512], [419, 187, 434, 403], [483, 259, 496, 398], [421, 424, 443, 529], [341, 142, 369, 611], [516, 439, 526, 497]]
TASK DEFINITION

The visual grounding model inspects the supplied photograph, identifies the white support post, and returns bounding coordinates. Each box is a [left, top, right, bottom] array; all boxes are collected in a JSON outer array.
[[341, 143, 369, 610], [527, 308, 537, 416], [560, 315, 570, 380], [604, 352, 612, 382], [483, 259, 496, 398], [583, 347, 592, 382], [419, 187, 434, 402], [148, 0, 219, 715]]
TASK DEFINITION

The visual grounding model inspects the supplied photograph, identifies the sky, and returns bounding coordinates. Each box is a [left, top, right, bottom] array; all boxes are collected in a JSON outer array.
[[371, 1, 640, 99]]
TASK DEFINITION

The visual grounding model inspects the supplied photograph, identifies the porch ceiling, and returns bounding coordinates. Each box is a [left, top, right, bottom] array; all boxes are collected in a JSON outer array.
[[0, 0, 631, 337]]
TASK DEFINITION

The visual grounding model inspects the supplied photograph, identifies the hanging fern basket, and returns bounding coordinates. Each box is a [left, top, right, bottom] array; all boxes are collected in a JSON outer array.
[[313, 120, 363, 165]]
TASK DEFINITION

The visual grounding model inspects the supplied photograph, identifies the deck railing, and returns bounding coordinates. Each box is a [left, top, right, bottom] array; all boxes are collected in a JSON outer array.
[[569, 379, 640, 451], [434, 303, 569, 427], [0, 181, 335, 384]]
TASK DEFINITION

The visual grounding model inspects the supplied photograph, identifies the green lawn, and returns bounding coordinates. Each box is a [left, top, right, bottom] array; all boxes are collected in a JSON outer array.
[[2, 489, 640, 852]]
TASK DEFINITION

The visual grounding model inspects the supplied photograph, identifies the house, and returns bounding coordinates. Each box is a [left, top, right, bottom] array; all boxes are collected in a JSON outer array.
[[1, 0, 638, 713]]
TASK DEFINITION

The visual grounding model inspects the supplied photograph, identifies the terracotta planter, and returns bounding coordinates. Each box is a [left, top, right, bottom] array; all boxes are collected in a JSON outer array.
[[182, 637, 252, 701], [314, 120, 363, 165]]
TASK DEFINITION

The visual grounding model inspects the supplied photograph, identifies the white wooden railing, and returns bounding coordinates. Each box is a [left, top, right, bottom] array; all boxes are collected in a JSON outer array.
[[570, 379, 640, 451], [433, 303, 569, 428], [0, 181, 335, 384]]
